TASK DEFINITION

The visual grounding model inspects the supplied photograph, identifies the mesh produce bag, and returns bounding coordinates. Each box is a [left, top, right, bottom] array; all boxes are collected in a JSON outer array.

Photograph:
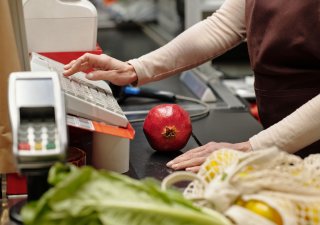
[[162, 148, 320, 225]]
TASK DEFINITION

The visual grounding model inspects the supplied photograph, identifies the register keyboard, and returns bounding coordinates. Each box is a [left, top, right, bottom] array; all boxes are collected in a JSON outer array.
[[30, 53, 129, 128]]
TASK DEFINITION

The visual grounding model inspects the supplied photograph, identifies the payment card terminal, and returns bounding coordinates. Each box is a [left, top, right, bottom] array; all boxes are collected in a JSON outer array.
[[8, 71, 68, 171]]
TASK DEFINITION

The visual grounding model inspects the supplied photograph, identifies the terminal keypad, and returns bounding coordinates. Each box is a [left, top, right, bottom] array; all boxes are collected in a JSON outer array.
[[18, 120, 58, 151]]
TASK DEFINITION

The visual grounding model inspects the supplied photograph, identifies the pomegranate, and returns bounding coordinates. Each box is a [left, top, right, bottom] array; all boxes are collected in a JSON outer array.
[[143, 104, 192, 152]]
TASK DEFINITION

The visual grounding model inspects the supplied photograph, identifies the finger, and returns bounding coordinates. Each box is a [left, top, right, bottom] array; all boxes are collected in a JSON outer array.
[[85, 70, 122, 85], [70, 62, 91, 73], [63, 62, 88, 76], [185, 146, 206, 154], [63, 59, 85, 76], [166, 146, 208, 166], [80, 53, 110, 69], [79, 62, 90, 70], [166, 153, 192, 167], [170, 157, 207, 171], [171, 149, 210, 166], [64, 60, 76, 70], [63, 53, 98, 76], [172, 146, 205, 160], [185, 166, 201, 173], [85, 70, 111, 81], [183, 142, 217, 154]]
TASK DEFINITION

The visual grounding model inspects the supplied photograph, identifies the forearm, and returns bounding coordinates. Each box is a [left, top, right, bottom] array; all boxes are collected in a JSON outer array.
[[129, 0, 246, 86], [249, 94, 320, 153]]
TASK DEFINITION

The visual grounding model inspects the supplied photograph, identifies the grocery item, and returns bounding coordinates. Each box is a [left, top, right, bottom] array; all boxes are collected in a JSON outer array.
[[163, 148, 320, 225], [143, 104, 192, 152], [21, 163, 232, 225]]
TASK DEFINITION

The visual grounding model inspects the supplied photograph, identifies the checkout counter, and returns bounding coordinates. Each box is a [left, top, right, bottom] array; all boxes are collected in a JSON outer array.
[[69, 66, 262, 181], [119, 75, 262, 180]]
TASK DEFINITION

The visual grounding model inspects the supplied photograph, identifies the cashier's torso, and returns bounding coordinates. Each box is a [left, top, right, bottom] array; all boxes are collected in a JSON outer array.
[[245, 0, 320, 156]]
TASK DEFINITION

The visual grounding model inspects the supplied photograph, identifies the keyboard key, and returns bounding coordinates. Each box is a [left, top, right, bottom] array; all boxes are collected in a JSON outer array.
[[35, 142, 43, 150], [46, 142, 56, 150], [18, 143, 30, 151]]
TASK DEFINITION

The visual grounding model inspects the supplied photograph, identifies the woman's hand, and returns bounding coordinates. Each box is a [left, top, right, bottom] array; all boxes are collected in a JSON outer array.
[[63, 53, 138, 86], [166, 141, 252, 173]]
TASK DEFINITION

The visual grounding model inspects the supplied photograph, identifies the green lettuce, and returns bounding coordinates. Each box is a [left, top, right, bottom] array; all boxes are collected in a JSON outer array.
[[21, 163, 232, 225]]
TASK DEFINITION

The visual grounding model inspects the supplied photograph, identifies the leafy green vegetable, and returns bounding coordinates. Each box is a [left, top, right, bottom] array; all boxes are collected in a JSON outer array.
[[21, 163, 232, 225]]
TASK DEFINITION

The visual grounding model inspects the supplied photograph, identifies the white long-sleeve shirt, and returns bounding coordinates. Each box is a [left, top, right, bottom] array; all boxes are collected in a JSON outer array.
[[129, 0, 320, 154]]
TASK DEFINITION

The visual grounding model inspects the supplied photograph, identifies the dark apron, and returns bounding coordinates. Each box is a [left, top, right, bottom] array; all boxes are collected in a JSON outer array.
[[245, 0, 320, 157]]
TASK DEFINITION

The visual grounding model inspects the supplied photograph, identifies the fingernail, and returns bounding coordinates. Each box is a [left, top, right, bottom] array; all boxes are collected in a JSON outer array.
[[166, 161, 173, 167], [86, 73, 94, 79]]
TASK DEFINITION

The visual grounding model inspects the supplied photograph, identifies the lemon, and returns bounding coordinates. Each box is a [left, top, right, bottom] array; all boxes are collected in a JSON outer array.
[[240, 199, 283, 225]]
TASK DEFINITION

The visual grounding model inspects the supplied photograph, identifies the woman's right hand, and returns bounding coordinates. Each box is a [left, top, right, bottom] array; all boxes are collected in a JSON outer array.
[[63, 53, 138, 86], [166, 141, 252, 173]]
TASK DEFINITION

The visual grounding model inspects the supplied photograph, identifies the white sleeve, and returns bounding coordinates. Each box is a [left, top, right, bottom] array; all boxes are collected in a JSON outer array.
[[250, 94, 320, 153], [128, 0, 246, 86]]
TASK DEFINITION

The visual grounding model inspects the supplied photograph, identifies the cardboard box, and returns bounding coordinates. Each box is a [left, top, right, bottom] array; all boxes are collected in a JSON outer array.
[[0, 0, 22, 174]]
